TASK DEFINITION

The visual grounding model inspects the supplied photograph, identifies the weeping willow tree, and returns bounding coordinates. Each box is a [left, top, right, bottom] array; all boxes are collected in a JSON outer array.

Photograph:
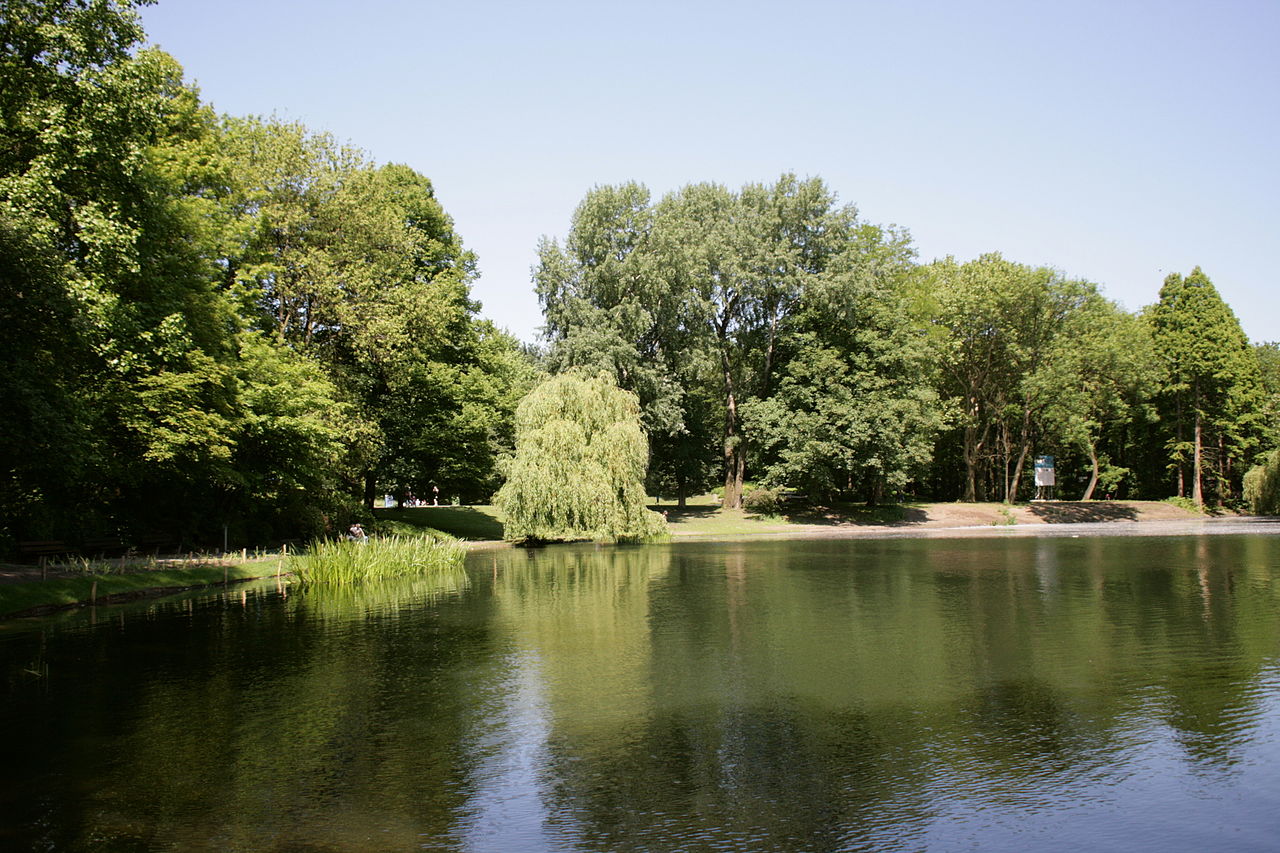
[[496, 373, 668, 543]]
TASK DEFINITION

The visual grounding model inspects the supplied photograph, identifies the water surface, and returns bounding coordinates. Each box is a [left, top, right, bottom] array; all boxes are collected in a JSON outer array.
[[2, 535, 1279, 851]]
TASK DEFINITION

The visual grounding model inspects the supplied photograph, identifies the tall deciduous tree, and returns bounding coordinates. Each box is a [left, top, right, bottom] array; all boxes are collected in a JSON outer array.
[[742, 219, 937, 502], [1034, 298, 1159, 500], [220, 119, 529, 507], [495, 373, 666, 542], [920, 254, 1098, 502]]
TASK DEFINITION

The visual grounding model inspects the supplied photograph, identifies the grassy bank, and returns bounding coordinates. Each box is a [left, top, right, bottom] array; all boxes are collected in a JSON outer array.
[[0, 563, 271, 618], [375, 505, 506, 540]]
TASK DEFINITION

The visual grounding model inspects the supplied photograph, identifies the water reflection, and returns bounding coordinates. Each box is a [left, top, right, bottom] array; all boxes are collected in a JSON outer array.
[[0, 535, 1278, 851]]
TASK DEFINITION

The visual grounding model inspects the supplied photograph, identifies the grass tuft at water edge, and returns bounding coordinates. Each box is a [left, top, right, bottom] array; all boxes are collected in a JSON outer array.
[[289, 535, 466, 585]]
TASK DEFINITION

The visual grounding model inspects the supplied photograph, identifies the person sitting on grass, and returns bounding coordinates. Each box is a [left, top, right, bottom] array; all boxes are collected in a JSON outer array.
[[348, 523, 368, 542]]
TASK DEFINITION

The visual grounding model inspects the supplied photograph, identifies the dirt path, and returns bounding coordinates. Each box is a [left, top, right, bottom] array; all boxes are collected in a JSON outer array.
[[670, 501, 1277, 540]]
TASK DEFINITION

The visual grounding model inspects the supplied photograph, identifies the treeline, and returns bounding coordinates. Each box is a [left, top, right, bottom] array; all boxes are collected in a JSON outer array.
[[1, 1, 535, 550], [5, 3, 1277, 557], [537, 179, 1277, 509]]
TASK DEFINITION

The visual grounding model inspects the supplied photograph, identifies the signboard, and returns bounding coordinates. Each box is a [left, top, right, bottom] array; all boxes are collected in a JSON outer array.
[[1034, 455, 1055, 487]]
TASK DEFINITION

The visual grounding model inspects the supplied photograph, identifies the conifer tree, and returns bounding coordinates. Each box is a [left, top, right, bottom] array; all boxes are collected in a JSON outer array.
[[1146, 268, 1265, 505]]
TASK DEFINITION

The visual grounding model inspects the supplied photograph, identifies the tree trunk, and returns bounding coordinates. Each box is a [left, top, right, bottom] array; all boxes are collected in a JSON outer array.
[[1175, 390, 1185, 497], [363, 471, 377, 511], [870, 478, 884, 506], [1219, 434, 1230, 505], [962, 392, 985, 502], [1003, 409, 1034, 502], [721, 348, 744, 510], [1008, 440, 1030, 504], [1192, 406, 1203, 507], [1081, 441, 1099, 501]]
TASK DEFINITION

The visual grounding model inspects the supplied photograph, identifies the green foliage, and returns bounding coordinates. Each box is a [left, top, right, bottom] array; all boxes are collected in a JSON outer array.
[[742, 487, 781, 515], [1242, 450, 1280, 515], [0, 5, 528, 549], [919, 254, 1105, 503], [289, 535, 465, 585], [495, 373, 667, 542], [1254, 342, 1280, 451], [1035, 297, 1160, 500], [539, 175, 907, 509], [1146, 268, 1266, 505], [1162, 496, 1203, 514]]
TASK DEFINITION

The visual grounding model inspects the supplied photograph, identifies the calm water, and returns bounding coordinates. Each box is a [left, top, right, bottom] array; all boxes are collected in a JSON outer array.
[[2, 535, 1279, 852]]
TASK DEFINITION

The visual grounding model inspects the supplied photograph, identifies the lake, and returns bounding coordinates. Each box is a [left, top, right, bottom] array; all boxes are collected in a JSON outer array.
[[2, 534, 1279, 851]]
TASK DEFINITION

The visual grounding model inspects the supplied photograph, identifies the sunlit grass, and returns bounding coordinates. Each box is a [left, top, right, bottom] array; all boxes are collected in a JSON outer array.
[[374, 506, 505, 540], [289, 535, 466, 585]]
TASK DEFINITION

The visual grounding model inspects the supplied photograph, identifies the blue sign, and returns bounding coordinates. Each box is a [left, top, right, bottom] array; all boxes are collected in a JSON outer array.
[[1034, 455, 1054, 469]]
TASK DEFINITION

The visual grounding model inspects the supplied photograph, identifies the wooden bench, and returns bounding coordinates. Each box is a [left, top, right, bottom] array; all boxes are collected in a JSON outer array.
[[130, 535, 173, 556], [80, 536, 129, 558], [17, 540, 76, 562]]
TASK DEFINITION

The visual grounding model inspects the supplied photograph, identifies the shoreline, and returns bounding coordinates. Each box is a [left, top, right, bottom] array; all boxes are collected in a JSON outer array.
[[5, 511, 1277, 621], [666, 515, 1280, 542]]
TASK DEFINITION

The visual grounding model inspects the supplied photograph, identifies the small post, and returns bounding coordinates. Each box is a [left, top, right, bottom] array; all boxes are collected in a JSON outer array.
[[90, 580, 97, 604], [224, 564, 229, 586]]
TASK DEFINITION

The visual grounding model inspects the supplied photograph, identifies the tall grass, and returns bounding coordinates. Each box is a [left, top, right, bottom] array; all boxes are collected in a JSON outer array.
[[289, 535, 466, 585]]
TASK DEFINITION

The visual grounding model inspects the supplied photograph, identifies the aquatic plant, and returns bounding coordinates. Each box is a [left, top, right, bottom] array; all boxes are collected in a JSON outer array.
[[289, 535, 466, 585]]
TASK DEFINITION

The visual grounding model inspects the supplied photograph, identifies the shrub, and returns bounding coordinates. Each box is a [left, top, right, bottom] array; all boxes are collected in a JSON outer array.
[[1243, 450, 1280, 515], [743, 487, 781, 515], [1163, 495, 1203, 514]]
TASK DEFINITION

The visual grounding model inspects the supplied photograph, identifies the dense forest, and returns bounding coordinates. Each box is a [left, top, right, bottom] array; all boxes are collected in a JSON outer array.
[[3, 1, 1278, 553], [538, 180, 1276, 511], [1, 0, 537, 550]]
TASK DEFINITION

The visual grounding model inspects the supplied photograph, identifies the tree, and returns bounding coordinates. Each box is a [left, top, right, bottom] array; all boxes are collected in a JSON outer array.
[[1255, 342, 1280, 452], [921, 254, 1097, 502], [1146, 268, 1265, 505], [0, 0, 257, 543], [219, 119, 527, 508], [1034, 298, 1159, 500], [495, 373, 666, 542], [742, 219, 938, 503], [535, 182, 697, 501], [647, 175, 864, 508]]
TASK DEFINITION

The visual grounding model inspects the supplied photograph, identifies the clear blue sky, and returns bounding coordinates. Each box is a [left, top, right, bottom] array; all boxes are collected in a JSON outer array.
[[141, 0, 1278, 344]]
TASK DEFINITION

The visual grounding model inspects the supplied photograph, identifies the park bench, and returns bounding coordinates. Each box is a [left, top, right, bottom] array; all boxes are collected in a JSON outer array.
[[17, 540, 77, 563], [129, 534, 173, 556], [16, 540, 75, 560], [80, 536, 129, 558]]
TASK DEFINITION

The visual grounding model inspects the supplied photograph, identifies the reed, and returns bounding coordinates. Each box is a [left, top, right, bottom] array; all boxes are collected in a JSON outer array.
[[289, 535, 466, 585]]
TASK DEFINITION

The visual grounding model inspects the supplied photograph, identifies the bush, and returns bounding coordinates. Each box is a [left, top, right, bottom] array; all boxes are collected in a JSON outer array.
[[1243, 450, 1280, 515], [743, 487, 781, 515], [1163, 495, 1203, 514]]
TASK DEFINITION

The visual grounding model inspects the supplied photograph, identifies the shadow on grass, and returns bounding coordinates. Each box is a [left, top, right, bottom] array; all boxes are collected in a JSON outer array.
[[1024, 502, 1140, 523], [780, 503, 928, 526], [650, 505, 720, 520], [374, 506, 505, 540], [654, 501, 929, 528]]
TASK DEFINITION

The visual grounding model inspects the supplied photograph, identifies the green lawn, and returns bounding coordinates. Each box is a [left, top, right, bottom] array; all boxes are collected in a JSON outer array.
[[371, 497, 916, 542], [374, 505, 506, 540], [0, 563, 272, 618], [654, 493, 915, 536]]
